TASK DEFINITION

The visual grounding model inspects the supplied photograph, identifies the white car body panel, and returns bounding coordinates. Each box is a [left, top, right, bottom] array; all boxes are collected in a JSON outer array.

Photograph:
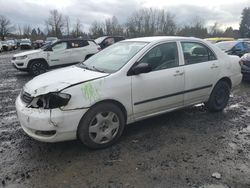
[[15, 36, 242, 142]]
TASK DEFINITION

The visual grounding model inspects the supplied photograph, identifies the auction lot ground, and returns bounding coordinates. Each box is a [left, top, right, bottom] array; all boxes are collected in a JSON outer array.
[[0, 50, 250, 188]]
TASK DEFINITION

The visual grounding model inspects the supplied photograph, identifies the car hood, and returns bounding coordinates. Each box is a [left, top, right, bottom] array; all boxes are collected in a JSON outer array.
[[14, 49, 42, 57], [24, 66, 109, 97]]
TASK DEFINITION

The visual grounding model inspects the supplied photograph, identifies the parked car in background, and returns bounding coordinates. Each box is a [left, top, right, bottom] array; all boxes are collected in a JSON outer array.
[[237, 38, 250, 42], [20, 39, 32, 50], [95, 36, 125, 49], [1, 41, 11, 51], [44, 37, 58, 45], [7, 40, 17, 50], [240, 53, 250, 80], [15, 36, 242, 149], [12, 38, 101, 75], [215, 41, 250, 57], [204, 37, 234, 44], [33, 40, 44, 49]]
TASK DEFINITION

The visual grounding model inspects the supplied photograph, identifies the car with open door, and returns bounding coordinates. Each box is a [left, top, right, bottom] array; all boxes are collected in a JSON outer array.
[[11, 38, 101, 75], [16, 36, 242, 149]]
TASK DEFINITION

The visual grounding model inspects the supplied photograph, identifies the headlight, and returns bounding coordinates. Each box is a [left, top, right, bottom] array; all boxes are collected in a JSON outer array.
[[28, 93, 71, 109], [16, 55, 27, 60]]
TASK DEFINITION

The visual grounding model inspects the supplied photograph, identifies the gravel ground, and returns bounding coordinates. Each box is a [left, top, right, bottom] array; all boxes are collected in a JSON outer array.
[[0, 50, 250, 188]]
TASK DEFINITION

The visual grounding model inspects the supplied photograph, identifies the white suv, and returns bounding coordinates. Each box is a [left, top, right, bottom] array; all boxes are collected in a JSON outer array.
[[16, 37, 242, 149], [12, 39, 101, 75]]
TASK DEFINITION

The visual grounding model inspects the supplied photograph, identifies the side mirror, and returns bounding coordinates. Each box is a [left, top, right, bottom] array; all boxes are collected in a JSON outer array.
[[131, 63, 152, 75]]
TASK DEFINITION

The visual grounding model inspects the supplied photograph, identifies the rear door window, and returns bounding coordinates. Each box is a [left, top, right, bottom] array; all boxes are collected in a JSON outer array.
[[68, 40, 89, 49], [181, 42, 217, 65]]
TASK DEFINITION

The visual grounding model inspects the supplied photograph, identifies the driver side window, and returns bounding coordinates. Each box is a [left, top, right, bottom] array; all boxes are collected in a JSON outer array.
[[52, 42, 67, 52], [138, 42, 179, 71]]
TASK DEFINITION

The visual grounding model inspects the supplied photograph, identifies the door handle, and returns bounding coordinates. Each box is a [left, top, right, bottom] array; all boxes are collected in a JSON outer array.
[[174, 70, 184, 76]]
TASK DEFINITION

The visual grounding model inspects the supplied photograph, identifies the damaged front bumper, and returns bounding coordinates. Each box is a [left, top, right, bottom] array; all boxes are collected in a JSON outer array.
[[16, 95, 88, 142]]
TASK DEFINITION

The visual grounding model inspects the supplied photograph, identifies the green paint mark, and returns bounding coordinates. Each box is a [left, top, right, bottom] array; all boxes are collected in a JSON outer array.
[[81, 82, 101, 102]]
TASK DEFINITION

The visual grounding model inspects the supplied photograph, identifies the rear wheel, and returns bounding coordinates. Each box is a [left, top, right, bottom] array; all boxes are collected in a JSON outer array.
[[77, 102, 125, 149], [29, 60, 48, 76], [205, 81, 230, 112]]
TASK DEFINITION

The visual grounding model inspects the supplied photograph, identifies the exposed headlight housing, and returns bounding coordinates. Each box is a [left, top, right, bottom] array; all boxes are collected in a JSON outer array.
[[16, 55, 27, 60], [28, 93, 71, 109]]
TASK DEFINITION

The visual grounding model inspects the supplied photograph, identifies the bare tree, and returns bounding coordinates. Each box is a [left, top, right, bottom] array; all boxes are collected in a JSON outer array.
[[89, 21, 104, 38], [65, 16, 70, 37], [23, 25, 31, 38], [104, 16, 123, 35], [208, 22, 223, 37], [126, 8, 177, 37], [46, 9, 64, 37], [177, 17, 208, 38], [0, 15, 13, 40], [17, 24, 22, 38], [71, 18, 83, 37]]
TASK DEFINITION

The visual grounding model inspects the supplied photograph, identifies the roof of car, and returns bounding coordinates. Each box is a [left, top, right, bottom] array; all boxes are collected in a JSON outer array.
[[124, 36, 200, 43], [58, 38, 92, 42]]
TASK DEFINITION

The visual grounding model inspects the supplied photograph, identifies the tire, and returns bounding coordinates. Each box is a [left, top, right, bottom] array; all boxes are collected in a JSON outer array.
[[77, 102, 125, 149], [29, 60, 48, 76], [205, 81, 230, 112]]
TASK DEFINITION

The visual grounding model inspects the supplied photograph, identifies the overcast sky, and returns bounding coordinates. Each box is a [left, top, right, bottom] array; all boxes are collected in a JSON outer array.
[[0, 0, 249, 32]]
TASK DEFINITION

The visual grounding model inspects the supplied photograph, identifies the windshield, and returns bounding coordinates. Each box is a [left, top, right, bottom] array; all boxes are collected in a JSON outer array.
[[94, 36, 107, 44], [79, 41, 148, 73], [21, 39, 31, 43], [215, 41, 237, 51]]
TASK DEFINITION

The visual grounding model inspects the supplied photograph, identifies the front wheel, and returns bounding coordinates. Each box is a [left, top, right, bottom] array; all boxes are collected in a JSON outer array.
[[205, 81, 230, 112], [77, 103, 125, 149], [29, 61, 48, 76]]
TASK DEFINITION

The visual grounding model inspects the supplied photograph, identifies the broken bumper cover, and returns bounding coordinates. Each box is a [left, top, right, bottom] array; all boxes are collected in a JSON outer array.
[[15, 95, 88, 142]]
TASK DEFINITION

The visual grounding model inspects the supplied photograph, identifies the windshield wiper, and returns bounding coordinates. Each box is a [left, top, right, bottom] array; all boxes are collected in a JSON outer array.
[[80, 63, 106, 73], [80, 63, 92, 70], [91, 66, 106, 73]]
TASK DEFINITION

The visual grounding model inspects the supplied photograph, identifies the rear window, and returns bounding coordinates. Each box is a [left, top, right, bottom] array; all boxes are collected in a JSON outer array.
[[68, 40, 89, 48]]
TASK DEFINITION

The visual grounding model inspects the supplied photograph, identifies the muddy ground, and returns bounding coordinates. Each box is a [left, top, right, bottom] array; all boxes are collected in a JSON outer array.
[[0, 50, 250, 188]]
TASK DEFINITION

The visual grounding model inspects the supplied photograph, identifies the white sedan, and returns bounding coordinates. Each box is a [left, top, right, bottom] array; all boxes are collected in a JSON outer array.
[[16, 36, 242, 149]]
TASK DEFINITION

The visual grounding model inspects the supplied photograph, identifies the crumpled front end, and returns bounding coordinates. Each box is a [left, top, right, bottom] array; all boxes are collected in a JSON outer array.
[[16, 92, 87, 142]]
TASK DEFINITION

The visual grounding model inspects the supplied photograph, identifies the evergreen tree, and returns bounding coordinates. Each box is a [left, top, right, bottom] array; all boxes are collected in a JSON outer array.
[[239, 7, 250, 38]]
